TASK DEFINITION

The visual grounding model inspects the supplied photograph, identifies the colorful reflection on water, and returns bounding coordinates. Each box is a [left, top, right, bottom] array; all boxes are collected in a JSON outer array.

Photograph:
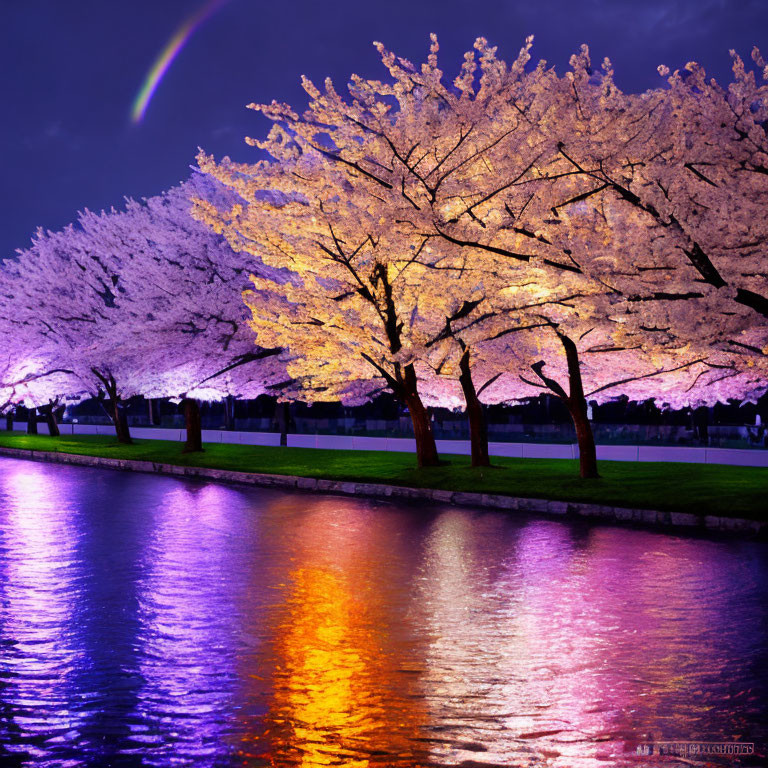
[[0, 457, 766, 767]]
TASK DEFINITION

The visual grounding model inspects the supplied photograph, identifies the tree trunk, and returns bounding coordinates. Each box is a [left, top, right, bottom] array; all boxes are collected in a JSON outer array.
[[276, 401, 290, 447], [531, 331, 599, 479], [40, 403, 60, 437], [91, 369, 132, 444], [567, 397, 598, 479], [224, 395, 236, 431], [5, 410, 12, 432], [559, 335, 598, 479], [458, 349, 490, 467], [26, 408, 38, 435], [147, 397, 161, 426], [361, 355, 440, 467], [111, 398, 132, 444], [182, 398, 203, 453], [401, 363, 439, 468]]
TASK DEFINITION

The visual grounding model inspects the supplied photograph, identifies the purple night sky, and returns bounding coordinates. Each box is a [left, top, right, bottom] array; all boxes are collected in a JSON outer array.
[[2, 0, 766, 259]]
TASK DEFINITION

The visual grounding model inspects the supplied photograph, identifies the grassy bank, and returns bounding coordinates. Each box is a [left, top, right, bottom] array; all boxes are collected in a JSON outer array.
[[0, 431, 766, 519]]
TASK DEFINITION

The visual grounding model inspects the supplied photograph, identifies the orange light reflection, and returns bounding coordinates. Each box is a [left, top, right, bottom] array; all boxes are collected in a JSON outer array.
[[241, 497, 427, 767]]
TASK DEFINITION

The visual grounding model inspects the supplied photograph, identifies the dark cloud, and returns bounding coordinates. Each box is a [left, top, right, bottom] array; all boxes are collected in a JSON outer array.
[[1, 0, 765, 258]]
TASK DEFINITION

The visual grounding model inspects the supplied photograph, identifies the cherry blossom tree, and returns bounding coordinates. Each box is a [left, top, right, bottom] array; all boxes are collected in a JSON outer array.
[[193, 35, 569, 466], [0, 219, 149, 443], [0, 339, 78, 435], [508, 44, 768, 375], [194, 172, 449, 465], [1, 175, 288, 450], [195, 34, 767, 475], [542, 46, 768, 320], [84, 174, 288, 452], [9, 369, 78, 437]]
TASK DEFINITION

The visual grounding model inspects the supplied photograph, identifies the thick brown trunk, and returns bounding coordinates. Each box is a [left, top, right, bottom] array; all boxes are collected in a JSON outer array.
[[92, 369, 132, 444], [111, 398, 132, 444], [360, 263, 439, 467], [5, 410, 13, 431], [182, 398, 203, 453], [402, 364, 439, 468], [531, 331, 599, 479], [568, 397, 598, 479], [559, 336, 598, 479], [459, 349, 490, 467], [26, 408, 38, 434], [40, 404, 60, 437]]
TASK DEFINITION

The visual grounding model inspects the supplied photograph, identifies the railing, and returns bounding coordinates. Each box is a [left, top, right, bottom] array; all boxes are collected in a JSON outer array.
[[10, 422, 768, 467], [53, 414, 768, 449]]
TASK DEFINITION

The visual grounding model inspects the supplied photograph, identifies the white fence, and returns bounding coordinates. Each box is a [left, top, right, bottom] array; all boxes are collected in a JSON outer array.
[[12, 422, 768, 467]]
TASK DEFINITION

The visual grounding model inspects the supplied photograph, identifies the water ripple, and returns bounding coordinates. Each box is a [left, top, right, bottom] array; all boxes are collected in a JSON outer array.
[[0, 458, 766, 766]]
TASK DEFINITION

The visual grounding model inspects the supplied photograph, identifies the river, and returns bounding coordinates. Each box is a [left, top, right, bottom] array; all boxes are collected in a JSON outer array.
[[0, 457, 766, 766]]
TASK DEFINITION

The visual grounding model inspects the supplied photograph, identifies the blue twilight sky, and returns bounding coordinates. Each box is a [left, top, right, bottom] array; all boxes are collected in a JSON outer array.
[[1, 0, 766, 259]]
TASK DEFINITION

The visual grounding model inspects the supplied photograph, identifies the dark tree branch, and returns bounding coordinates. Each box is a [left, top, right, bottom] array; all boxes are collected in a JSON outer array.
[[531, 360, 568, 400]]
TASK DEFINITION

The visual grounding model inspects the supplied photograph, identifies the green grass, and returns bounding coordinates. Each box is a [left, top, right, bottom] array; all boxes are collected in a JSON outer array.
[[1, 431, 766, 519]]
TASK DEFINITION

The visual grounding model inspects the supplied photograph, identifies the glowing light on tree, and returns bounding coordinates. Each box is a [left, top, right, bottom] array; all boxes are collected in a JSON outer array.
[[196, 34, 767, 476]]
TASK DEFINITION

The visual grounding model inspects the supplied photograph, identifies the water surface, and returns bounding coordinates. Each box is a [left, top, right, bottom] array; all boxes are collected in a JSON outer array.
[[0, 457, 766, 766]]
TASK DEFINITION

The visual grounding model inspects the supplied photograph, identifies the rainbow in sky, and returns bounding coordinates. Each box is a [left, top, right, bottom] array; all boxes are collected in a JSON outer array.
[[131, 0, 229, 124]]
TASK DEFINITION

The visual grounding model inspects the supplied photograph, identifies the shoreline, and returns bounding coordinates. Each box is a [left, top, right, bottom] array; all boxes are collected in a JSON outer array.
[[1, 444, 764, 537]]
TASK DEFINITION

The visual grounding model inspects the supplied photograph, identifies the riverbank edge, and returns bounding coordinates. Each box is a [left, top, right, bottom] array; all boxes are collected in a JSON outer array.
[[2, 444, 765, 536]]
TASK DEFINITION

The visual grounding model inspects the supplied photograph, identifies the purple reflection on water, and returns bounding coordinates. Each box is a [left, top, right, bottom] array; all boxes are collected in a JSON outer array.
[[0, 456, 766, 767], [131, 483, 247, 763], [0, 462, 86, 763]]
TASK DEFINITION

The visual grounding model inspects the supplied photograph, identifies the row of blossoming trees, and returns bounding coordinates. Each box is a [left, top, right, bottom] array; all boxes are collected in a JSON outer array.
[[0, 176, 287, 451], [2, 38, 768, 476]]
